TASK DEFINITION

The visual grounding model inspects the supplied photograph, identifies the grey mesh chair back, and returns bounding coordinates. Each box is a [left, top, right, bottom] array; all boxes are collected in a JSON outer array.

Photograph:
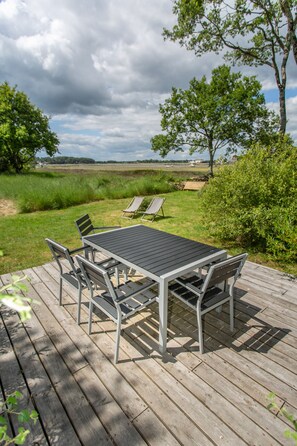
[[75, 213, 120, 239], [76, 254, 157, 363], [169, 253, 248, 353], [141, 197, 165, 221], [121, 196, 145, 218]]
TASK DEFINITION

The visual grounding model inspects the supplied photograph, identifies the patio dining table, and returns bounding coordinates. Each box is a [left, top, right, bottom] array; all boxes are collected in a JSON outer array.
[[82, 224, 227, 354]]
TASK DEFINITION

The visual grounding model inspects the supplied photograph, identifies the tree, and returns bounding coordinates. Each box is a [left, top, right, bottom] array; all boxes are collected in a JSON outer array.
[[0, 82, 59, 173], [151, 65, 278, 175], [163, 0, 297, 134]]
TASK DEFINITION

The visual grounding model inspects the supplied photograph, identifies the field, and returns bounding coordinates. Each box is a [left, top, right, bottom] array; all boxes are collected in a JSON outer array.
[[41, 162, 210, 173], [0, 164, 296, 276]]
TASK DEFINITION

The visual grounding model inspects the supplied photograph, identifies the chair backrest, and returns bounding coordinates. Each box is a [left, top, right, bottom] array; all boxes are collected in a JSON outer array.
[[75, 214, 94, 238], [202, 253, 248, 293], [145, 197, 164, 214], [128, 196, 144, 211], [45, 238, 77, 274], [76, 255, 117, 301]]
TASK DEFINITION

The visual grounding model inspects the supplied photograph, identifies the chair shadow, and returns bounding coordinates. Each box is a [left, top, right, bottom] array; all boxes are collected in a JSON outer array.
[[234, 324, 291, 353], [231, 288, 291, 353], [67, 287, 291, 359], [165, 287, 292, 356]]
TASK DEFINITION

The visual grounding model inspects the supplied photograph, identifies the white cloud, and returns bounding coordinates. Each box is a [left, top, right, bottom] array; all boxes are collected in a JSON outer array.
[[0, 0, 296, 161]]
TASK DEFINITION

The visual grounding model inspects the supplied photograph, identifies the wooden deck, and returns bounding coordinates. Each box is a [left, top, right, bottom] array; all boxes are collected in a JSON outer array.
[[1, 259, 297, 445]]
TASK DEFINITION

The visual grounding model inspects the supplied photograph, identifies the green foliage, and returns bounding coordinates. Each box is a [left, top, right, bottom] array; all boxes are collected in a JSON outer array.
[[0, 82, 59, 173], [0, 251, 37, 321], [151, 65, 278, 175], [164, 0, 297, 133], [0, 274, 35, 321], [267, 392, 297, 445], [0, 391, 38, 446], [0, 171, 175, 213], [201, 139, 297, 262]]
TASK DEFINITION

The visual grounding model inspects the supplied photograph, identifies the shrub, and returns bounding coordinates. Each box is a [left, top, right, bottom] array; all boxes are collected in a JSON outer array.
[[201, 139, 297, 262]]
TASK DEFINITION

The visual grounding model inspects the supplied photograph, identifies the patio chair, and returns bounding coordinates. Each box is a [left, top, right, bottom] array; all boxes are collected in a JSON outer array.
[[75, 213, 121, 263], [75, 213, 120, 238], [76, 254, 157, 363], [169, 253, 248, 353], [121, 196, 145, 219], [141, 197, 165, 221], [45, 238, 121, 325]]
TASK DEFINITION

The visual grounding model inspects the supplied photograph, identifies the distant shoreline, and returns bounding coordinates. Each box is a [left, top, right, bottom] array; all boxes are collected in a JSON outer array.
[[38, 162, 210, 172]]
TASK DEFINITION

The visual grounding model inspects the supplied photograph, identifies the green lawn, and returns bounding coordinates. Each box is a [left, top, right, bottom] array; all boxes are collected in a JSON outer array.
[[1, 190, 295, 276]]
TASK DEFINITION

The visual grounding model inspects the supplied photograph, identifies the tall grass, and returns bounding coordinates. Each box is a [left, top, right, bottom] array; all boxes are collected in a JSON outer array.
[[95, 172, 174, 199], [0, 171, 176, 213]]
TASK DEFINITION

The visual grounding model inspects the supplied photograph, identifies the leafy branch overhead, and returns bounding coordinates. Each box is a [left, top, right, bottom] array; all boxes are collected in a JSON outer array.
[[0, 274, 35, 322], [164, 0, 297, 133]]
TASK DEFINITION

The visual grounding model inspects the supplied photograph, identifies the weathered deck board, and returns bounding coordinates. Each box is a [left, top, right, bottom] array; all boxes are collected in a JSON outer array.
[[1, 260, 296, 445], [127, 304, 293, 444], [0, 299, 81, 445], [0, 311, 47, 445]]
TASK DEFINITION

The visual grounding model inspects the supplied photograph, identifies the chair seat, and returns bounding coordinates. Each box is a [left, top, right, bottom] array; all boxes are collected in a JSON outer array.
[[169, 274, 203, 306], [169, 281, 229, 311], [113, 279, 156, 302], [96, 257, 121, 271], [92, 279, 156, 320]]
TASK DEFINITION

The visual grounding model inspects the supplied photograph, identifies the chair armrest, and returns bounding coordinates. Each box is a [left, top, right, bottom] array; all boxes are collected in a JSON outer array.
[[175, 278, 203, 296], [69, 246, 89, 255], [96, 257, 121, 269]]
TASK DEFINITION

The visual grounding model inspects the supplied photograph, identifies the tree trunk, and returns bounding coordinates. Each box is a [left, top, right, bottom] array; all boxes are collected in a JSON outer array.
[[273, 53, 287, 134], [208, 139, 214, 177], [293, 35, 297, 64], [10, 152, 24, 173], [278, 84, 287, 134], [280, 0, 297, 65]]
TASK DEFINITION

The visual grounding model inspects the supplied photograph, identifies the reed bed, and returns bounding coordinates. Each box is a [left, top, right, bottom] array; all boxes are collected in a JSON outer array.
[[0, 171, 176, 213]]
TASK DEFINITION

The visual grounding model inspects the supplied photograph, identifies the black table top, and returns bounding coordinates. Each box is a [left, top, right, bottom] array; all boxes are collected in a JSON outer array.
[[83, 225, 225, 279]]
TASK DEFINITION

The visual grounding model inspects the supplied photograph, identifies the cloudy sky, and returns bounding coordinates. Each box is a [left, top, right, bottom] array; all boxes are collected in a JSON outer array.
[[0, 0, 296, 161]]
